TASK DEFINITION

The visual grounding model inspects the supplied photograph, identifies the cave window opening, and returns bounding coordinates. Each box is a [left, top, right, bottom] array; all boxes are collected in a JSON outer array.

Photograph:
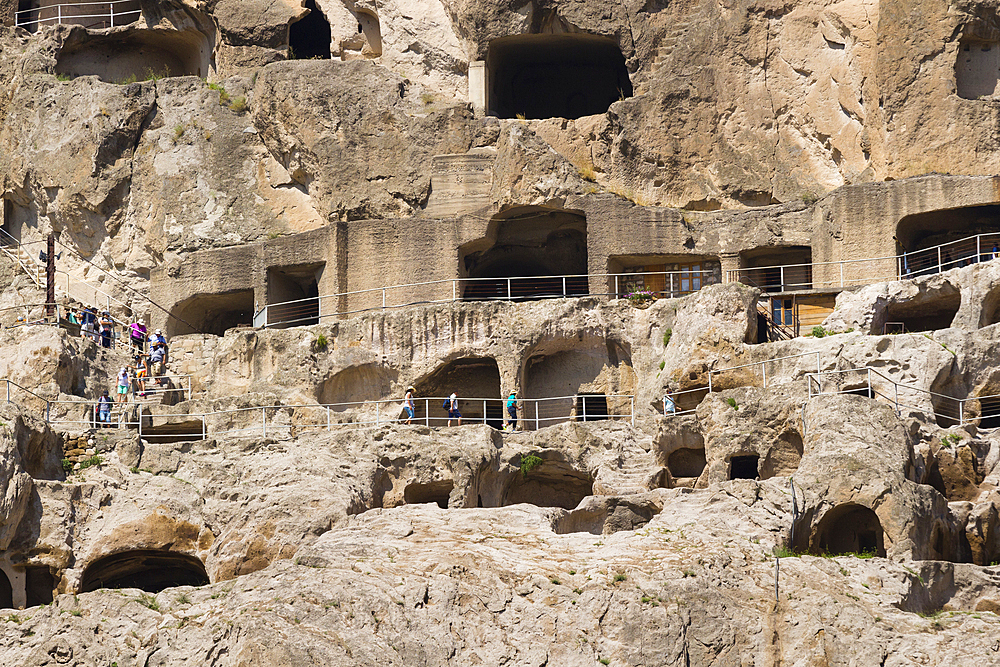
[[461, 207, 588, 302], [0, 568, 11, 609], [486, 34, 632, 119], [897, 205, 1000, 276], [267, 264, 323, 328], [289, 0, 332, 60], [813, 504, 885, 557], [979, 397, 1000, 429], [25, 566, 53, 607], [80, 550, 209, 593], [738, 246, 812, 292], [1, 199, 13, 246], [729, 455, 759, 480], [403, 481, 454, 508], [502, 463, 594, 509], [15, 0, 38, 32], [575, 393, 608, 421]]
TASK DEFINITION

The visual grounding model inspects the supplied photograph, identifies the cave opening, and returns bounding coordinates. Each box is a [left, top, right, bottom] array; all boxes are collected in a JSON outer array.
[[403, 480, 454, 508], [461, 207, 588, 301], [979, 397, 1000, 429], [169, 289, 255, 337], [289, 0, 331, 60], [884, 293, 960, 333], [80, 550, 209, 593], [413, 357, 503, 427], [503, 460, 594, 509], [813, 504, 885, 557], [729, 455, 759, 480], [956, 39, 1000, 100], [267, 263, 323, 328], [667, 447, 706, 487], [25, 565, 53, 607], [486, 34, 632, 120], [897, 205, 1000, 276], [0, 569, 11, 609]]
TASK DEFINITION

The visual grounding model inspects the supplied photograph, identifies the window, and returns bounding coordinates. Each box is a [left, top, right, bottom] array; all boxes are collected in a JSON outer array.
[[772, 298, 794, 326], [678, 262, 703, 294]]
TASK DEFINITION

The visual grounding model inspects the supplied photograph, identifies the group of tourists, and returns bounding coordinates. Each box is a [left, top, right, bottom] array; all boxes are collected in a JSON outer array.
[[402, 386, 520, 430], [67, 306, 116, 349], [94, 327, 169, 427]]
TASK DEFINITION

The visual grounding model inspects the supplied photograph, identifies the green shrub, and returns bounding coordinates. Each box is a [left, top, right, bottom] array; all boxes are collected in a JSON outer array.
[[658, 361, 665, 370], [662, 329, 672, 346], [811, 326, 826, 338], [313, 334, 328, 352], [61, 459, 73, 473], [725, 397, 738, 410], [78, 455, 102, 470], [520, 454, 543, 477], [229, 96, 248, 113], [613, 572, 627, 583]]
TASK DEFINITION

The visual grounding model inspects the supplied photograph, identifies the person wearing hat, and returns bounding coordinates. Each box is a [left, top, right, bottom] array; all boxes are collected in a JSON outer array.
[[148, 329, 168, 384], [506, 391, 518, 431], [404, 386, 416, 425]]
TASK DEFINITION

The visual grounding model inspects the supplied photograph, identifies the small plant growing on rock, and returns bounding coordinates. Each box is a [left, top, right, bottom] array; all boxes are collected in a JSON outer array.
[[599, 658, 610, 665], [662, 329, 672, 346], [173, 124, 185, 142], [136, 593, 159, 611], [229, 97, 248, 113], [78, 455, 102, 470], [61, 459, 73, 473], [613, 572, 627, 583], [313, 334, 328, 352], [811, 326, 826, 338], [725, 397, 738, 410], [420, 92, 435, 105], [520, 454, 543, 477]]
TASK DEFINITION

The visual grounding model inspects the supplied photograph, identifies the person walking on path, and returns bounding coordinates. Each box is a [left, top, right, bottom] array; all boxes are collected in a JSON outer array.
[[404, 386, 416, 425], [98, 311, 114, 349], [134, 355, 149, 397], [148, 330, 168, 384], [96, 389, 113, 427], [129, 321, 147, 353], [664, 392, 676, 415], [116, 367, 130, 403], [506, 391, 518, 431], [447, 392, 461, 427]]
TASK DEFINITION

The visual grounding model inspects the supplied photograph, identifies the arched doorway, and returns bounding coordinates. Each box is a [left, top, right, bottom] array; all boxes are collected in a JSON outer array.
[[486, 34, 632, 119], [412, 358, 503, 427], [80, 550, 209, 593], [0, 569, 11, 609], [897, 205, 1000, 276]]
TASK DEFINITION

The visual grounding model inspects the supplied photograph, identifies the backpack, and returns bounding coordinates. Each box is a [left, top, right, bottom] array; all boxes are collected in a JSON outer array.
[[442, 399, 451, 410]]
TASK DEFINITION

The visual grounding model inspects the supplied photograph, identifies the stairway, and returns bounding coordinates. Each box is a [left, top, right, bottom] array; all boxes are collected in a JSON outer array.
[[0, 243, 45, 288], [594, 450, 664, 495]]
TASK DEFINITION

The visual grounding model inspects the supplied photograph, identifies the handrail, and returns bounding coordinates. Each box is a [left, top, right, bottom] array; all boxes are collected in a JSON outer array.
[[15, 1, 141, 30], [255, 269, 717, 328]]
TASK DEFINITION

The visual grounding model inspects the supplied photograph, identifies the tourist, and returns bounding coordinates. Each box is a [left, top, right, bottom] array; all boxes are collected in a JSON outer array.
[[404, 386, 415, 425], [134, 354, 148, 397], [149, 341, 166, 385], [506, 391, 518, 431], [98, 311, 114, 349], [664, 392, 676, 415], [116, 367, 130, 403], [447, 391, 461, 426], [129, 320, 147, 352], [96, 389, 113, 427]]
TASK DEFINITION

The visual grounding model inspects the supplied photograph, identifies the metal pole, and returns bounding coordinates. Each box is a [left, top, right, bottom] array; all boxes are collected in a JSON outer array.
[[202, 416, 206, 439], [780, 266, 785, 292], [615, 275, 619, 297], [483, 399, 486, 425], [452, 280, 456, 302], [326, 406, 330, 431], [938, 246, 942, 272], [867, 368, 872, 398], [978, 235, 982, 263], [669, 273, 674, 297], [762, 363, 767, 389], [959, 399, 964, 427], [425, 399, 429, 427], [382, 289, 386, 311], [582, 395, 586, 421], [536, 401, 539, 431], [262, 407, 266, 437], [507, 278, 511, 301], [376, 401, 380, 425], [630, 396, 635, 426]]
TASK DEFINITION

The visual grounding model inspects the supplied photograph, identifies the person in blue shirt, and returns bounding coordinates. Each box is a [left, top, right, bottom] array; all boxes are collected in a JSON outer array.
[[506, 392, 518, 431], [96, 389, 113, 427]]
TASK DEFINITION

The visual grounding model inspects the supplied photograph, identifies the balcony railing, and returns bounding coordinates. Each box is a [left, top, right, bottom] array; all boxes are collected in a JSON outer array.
[[15, 1, 141, 31]]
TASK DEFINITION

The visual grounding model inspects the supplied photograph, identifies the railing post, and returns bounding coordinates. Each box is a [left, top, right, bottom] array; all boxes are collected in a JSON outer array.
[[535, 401, 539, 431], [382, 289, 386, 311], [453, 280, 457, 302], [762, 363, 767, 389], [483, 399, 486, 425], [780, 266, 785, 292], [615, 275, 619, 298], [562, 277, 567, 297], [867, 368, 872, 398], [938, 247, 942, 273], [978, 235, 982, 263], [202, 416, 207, 439], [669, 273, 674, 297], [507, 278, 511, 301], [582, 395, 586, 421], [959, 399, 964, 427], [110, 2, 115, 27], [376, 401, 380, 425], [630, 396, 635, 426], [57, 4, 61, 25], [425, 399, 429, 427], [262, 407, 266, 437], [326, 406, 330, 431]]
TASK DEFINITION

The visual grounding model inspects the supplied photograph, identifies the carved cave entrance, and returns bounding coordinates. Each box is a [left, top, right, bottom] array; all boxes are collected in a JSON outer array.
[[739, 246, 812, 292], [267, 263, 323, 328], [729, 455, 759, 480], [502, 459, 594, 509], [486, 34, 632, 119], [55, 28, 213, 82], [289, 0, 332, 60], [26, 566, 53, 607], [169, 289, 255, 337], [0, 569, 11, 609], [413, 357, 503, 427], [884, 292, 960, 333], [813, 504, 885, 557], [80, 550, 209, 593], [668, 447, 706, 488], [461, 207, 587, 302], [897, 205, 1000, 276], [341, 8, 382, 59], [403, 480, 454, 508]]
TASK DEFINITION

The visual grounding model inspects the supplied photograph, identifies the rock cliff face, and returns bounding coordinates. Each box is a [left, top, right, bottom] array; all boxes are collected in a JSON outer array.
[[4, 0, 1000, 664]]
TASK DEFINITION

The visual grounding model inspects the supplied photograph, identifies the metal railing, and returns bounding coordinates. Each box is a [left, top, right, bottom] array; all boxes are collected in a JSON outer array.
[[255, 270, 717, 328], [15, 1, 141, 31], [727, 232, 1000, 292]]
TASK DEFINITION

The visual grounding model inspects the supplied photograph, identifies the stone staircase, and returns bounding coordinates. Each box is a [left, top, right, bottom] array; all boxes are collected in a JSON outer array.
[[594, 450, 665, 495], [0, 242, 45, 288]]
